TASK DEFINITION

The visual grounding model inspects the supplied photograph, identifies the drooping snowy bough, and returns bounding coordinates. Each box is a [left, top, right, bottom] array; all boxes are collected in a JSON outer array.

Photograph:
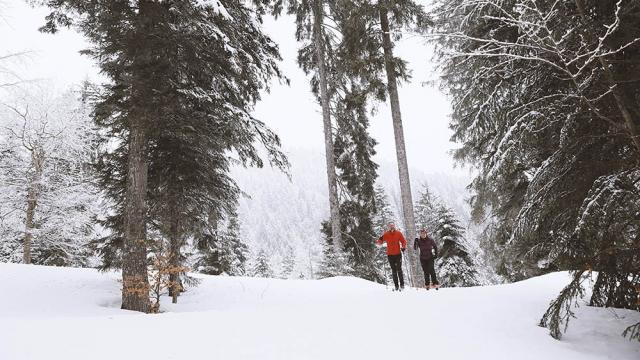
[[430, 0, 640, 341]]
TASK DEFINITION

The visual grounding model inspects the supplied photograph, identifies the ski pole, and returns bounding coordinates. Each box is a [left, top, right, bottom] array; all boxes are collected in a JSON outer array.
[[401, 249, 413, 289], [383, 257, 388, 290], [376, 241, 389, 290]]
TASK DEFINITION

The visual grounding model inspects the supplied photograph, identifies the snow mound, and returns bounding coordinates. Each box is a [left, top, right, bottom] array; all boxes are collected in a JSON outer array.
[[0, 263, 638, 360]]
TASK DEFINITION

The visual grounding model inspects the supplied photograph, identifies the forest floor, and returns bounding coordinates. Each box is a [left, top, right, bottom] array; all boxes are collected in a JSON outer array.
[[0, 263, 638, 359]]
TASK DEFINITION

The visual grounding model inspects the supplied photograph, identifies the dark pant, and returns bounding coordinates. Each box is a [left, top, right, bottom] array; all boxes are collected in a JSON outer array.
[[420, 258, 438, 286], [387, 254, 404, 289]]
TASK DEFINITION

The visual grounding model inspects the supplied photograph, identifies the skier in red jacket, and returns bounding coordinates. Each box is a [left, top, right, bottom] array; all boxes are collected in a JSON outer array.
[[376, 222, 407, 291]]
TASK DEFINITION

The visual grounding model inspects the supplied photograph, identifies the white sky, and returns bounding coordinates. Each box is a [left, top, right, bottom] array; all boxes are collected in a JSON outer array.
[[0, 0, 470, 176]]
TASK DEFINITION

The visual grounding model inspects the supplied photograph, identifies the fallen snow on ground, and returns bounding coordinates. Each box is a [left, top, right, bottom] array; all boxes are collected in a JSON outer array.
[[0, 263, 638, 360]]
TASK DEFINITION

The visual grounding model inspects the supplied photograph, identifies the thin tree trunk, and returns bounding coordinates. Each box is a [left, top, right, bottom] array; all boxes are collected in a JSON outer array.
[[312, 0, 342, 250], [121, 118, 150, 313], [168, 200, 181, 304], [23, 150, 43, 264], [379, 4, 416, 286], [23, 196, 34, 264]]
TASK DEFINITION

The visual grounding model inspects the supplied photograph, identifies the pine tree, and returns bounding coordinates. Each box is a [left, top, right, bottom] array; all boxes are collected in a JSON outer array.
[[371, 186, 395, 284], [279, 244, 296, 279], [250, 249, 274, 279], [41, 0, 287, 311], [414, 184, 440, 233], [431, 0, 640, 339], [322, 0, 430, 283], [223, 213, 249, 277], [275, 0, 429, 284], [373, 186, 395, 233], [412, 183, 443, 286], [316, 232, 353, 279], [286, 0, 400, 283], [195, 210, 248, 277], [433, 204, 479, 287], [331, 89, 380, 281]]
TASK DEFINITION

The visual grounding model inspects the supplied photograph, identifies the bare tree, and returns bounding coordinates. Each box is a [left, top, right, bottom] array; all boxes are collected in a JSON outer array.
[[0, 52, 28, 90], [2, 104, 47, 264], [0, 87, 99, 265]]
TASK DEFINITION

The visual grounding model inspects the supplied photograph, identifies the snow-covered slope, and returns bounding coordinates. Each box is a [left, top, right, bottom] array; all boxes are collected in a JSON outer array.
[[1, 263, 637, 360]]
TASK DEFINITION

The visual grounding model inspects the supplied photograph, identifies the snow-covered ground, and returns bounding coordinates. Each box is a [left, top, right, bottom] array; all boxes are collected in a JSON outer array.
[[1, 263, 638, 360]]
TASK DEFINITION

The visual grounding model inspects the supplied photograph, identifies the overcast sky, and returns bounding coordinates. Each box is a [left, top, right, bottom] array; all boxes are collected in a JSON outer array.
[[0, 0, 471, 177]]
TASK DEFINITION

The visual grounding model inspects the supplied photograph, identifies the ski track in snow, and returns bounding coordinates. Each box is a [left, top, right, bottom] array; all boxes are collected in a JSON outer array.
[[0, 263, 638, 360]]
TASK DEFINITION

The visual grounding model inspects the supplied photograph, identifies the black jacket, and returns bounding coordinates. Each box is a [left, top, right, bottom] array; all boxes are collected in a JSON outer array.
[[414, 236, 438, 260]]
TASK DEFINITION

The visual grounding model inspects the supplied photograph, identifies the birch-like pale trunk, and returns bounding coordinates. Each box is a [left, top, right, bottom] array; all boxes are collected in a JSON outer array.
[[312, 0, 342, 250], [380, 4, 416, 285], [23, 148, 44, 265]]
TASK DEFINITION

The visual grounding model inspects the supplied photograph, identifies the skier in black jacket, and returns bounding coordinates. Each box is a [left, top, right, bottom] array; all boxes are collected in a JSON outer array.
[[414, 229, 440, 289]]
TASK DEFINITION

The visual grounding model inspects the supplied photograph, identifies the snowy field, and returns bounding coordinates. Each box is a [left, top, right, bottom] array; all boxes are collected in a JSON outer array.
[[0, 263, 638, 360]]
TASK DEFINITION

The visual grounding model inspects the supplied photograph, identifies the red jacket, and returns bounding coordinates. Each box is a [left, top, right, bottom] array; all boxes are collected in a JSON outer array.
[[376, 230, 407, 255]]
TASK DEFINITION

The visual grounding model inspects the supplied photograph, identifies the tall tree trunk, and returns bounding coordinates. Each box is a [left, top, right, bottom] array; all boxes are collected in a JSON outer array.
[[379, 4, 416, 285], [23, 149, 44, 264], [121, 118, 150, 313], [312, 0, 342, 250]]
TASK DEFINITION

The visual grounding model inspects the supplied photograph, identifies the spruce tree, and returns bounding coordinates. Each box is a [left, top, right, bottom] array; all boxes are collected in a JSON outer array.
[[373, 186, 396, 233], [284, 0, 398, 283], [42, 1, 165, 312], [412, 183, 442, 286], [326, 0, 430, 283], [42, 0, 287, 312], [279, 244, 296, 279], [331, 89, 380, 282], [433, 204, 479, 287], [251, 249, 274, 279], [275, 0, 428, 284], [431, 0, 640, 339], [371, 186, 395, 284], [414, 184, 440, 233], [316, 232, 353, 279], [195, 210, 248, 277]]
